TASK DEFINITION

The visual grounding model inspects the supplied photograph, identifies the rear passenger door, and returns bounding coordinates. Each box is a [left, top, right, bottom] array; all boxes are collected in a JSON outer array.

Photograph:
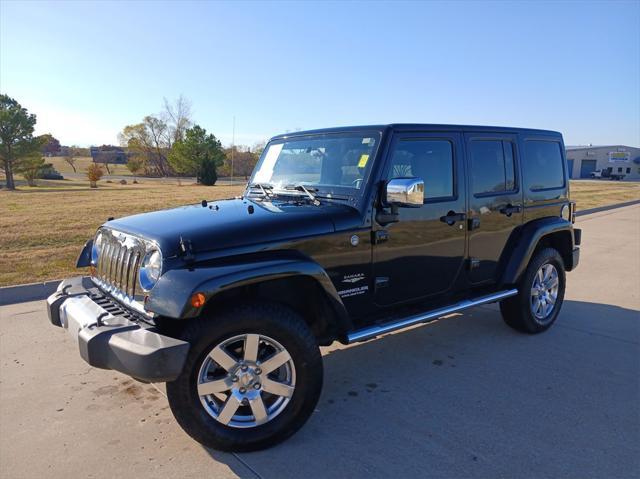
[[465, 133, 523, 284]]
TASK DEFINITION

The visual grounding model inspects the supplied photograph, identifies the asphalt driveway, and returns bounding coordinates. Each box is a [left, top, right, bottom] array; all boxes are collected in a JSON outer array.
[[1, 205, 638, 478]]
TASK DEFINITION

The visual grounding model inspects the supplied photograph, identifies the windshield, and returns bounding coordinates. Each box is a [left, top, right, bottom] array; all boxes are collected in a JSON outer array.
[[249, 132, 381, 199]]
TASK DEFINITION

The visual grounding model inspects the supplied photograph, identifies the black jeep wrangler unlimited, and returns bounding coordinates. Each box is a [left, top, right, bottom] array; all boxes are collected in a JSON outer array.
[[47, 124, 581, 451]]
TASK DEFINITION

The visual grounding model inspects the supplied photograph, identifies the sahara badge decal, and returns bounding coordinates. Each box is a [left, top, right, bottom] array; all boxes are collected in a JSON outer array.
[[338, 273, 368, 298], [342, 273, 365, 284]]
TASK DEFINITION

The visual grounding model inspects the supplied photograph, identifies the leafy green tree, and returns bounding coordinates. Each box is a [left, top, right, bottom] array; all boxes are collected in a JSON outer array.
[[15, 153, 46, 187], [126, 156, 144, 180], [168, 125, 225, 186], [0, 94, 41, 190]]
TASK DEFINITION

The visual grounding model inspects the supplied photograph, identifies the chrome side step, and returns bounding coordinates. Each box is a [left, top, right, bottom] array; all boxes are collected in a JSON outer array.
[[346, 289, 518, 344]]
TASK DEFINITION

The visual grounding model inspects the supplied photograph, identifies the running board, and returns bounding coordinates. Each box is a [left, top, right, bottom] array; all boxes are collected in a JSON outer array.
[[346, 289, 518, 344]]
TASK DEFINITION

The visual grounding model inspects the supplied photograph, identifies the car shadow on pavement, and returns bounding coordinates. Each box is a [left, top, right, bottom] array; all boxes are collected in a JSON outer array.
[[204, 300, 639, 479]]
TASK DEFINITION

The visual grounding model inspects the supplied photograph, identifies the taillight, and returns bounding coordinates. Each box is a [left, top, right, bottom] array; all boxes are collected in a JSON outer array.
[[570, 201, 576, 223]]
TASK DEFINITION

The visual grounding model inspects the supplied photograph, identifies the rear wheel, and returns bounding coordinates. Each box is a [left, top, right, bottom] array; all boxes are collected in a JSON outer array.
[[166, 303, 323, 451], [500, 247, 566, 333]]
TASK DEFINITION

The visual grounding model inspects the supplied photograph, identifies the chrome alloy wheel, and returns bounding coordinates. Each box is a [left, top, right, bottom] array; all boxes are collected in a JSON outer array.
[[197, 334, 296, 429], [530, 263, 559, 322]]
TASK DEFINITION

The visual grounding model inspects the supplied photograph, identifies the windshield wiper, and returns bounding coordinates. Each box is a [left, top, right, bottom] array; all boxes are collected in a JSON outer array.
[[284, 184, 321, 206], [248, 183, 274, 198]]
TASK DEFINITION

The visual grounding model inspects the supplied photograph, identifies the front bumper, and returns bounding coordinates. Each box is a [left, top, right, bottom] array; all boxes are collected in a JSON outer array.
[[47, 277, 189, 382]]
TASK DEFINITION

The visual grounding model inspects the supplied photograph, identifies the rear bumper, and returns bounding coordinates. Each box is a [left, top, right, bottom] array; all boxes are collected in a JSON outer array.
[[47, 277, 189, 382]]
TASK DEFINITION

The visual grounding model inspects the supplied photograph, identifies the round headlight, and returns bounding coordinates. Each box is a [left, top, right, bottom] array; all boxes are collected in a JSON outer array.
[[91, 231, 103, 265], [139, 249, 162, 291], [560, 204, 570, 221]]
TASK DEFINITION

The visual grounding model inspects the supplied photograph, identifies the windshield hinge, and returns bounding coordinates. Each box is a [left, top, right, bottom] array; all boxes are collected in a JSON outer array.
[[179, 236, 195, 263]]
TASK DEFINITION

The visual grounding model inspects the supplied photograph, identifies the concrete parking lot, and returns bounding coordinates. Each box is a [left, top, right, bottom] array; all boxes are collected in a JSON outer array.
[[1, 205, 638, 479]]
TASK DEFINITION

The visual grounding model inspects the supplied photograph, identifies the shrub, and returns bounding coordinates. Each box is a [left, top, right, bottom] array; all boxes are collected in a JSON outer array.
[[199, 157, 218, 186], [86, 163, 104, 188]]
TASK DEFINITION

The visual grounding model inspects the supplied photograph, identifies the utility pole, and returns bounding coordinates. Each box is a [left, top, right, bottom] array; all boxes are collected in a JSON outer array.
[[231, 116, 235, 184]]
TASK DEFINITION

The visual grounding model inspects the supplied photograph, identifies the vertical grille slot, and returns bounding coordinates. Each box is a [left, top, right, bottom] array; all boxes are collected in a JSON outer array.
[[105, 241, 115, 282], [122, 248, 132, 294], [128, 251, 140, 298], [116, 245, 126, 288]]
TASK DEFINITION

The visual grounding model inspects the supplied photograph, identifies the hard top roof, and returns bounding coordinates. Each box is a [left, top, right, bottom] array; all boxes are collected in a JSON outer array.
[[271, 123, 562, 140]]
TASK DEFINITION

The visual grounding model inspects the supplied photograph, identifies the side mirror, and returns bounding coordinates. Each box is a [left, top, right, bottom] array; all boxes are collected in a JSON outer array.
[[385, 177, 424, 207]]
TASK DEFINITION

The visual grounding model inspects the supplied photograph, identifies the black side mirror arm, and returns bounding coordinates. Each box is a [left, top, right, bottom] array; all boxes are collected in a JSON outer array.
[[375, 204, 399, 226]]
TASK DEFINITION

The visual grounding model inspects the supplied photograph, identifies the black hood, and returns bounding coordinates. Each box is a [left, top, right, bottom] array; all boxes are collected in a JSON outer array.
[[106, 197, 361, 258]]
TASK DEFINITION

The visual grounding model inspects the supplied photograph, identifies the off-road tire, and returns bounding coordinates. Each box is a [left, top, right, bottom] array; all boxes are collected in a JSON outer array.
[[166, 303, 323, 452], [500, 247, 566, 334]]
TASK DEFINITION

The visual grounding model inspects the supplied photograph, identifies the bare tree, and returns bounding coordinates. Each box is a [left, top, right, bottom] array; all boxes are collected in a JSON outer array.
[[63, 150, 77, 173], [94, 151, 113, 174], [118, 96, 192, 178], [119, 116, 172, 177], [163, 95, 192, 146], [224, 146, 259, 179]]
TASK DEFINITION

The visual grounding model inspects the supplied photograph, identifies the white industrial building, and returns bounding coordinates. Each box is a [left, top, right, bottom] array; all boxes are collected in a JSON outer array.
[[566, 145, 640, 180]]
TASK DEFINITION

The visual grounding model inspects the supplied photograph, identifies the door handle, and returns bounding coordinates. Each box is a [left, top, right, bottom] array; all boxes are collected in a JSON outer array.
[[440, 211, 466, 226], [499, 204, 522, 217]]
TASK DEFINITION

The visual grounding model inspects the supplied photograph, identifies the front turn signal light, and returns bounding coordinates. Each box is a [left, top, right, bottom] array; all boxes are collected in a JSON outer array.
[[191, 292, 206, 308]]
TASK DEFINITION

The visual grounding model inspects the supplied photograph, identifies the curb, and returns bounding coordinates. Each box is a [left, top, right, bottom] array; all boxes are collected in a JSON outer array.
[[0, 279, 63, 307], [575, 199, 640, 217], [1, 199, 639, 307]]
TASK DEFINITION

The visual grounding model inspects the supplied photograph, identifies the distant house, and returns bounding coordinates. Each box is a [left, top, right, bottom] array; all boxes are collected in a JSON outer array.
[[90, 146, 129, 165]]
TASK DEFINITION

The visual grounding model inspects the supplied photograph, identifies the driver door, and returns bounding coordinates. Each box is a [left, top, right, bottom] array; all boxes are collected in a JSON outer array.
[[373, 132, 467, 306]]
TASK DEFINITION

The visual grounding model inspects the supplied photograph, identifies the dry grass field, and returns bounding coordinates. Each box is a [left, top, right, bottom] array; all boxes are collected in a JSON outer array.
[[0, 178, 638, 287], [47, 156, 133, 176], [569, 180, 640, 210]]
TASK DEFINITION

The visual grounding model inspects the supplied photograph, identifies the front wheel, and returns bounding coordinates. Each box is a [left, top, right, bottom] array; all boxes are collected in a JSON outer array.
[[166, 303, 323, 451], [500, 247, 566, 333]]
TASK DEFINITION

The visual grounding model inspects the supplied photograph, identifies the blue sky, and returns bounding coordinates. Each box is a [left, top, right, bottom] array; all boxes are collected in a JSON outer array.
[[1, 0, 639, 147]]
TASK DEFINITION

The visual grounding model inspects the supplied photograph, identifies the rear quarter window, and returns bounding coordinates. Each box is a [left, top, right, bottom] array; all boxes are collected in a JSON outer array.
[[523, 140, 565, 190]]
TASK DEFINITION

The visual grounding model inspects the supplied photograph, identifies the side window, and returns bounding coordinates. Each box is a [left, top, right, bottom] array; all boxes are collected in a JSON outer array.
[[387, 139, 454, 200], [524, 141, 565, 190], [469, 140, 517, 196]]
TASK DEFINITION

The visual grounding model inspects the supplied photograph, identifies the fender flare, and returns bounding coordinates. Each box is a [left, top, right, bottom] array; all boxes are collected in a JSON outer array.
[[145, 257, 351, 332], [499, 217, 575, 286], [76, 239, 93, 268]]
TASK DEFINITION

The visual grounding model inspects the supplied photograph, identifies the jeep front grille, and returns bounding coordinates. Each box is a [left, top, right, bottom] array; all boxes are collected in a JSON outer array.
[[92, 229, 148, 314], [97, 238, 141, 297]]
